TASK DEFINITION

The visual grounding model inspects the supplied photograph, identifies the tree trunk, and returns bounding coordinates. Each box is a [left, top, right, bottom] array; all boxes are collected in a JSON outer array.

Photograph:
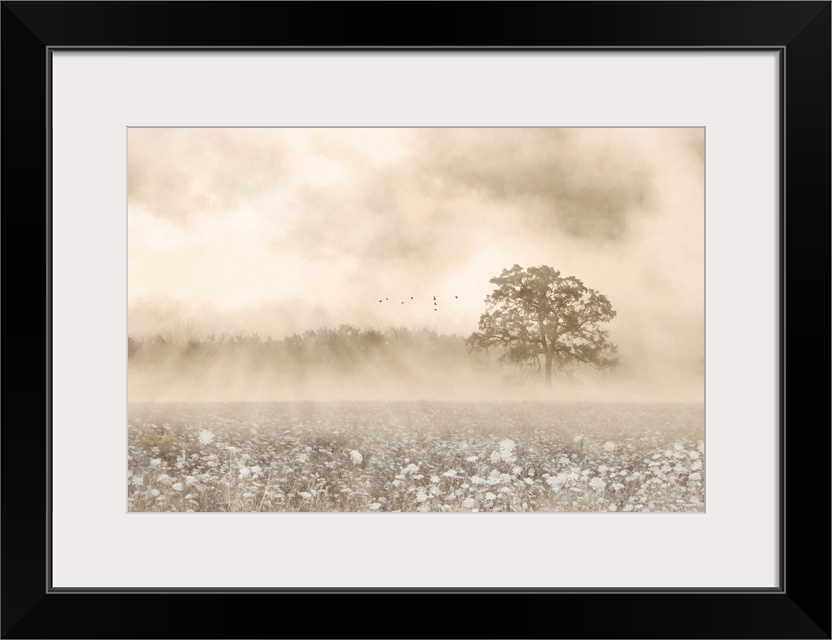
[[544, 353, 553, 386]]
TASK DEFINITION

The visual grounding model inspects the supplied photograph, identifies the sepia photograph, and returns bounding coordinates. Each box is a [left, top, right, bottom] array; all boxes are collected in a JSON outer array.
[[127, 127, 704, 513]]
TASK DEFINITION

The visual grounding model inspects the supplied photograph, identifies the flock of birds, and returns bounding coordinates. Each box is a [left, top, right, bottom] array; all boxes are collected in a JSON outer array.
[[378, 295, 459, 310]]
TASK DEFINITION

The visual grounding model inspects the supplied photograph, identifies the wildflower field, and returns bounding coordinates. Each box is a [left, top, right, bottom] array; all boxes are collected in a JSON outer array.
[[128, 402, 704, 513]]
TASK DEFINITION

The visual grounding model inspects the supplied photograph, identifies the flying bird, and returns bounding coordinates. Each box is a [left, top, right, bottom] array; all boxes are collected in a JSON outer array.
[[455, 296, 458, 299], [410, 297, 413, 300], [433, 296, 436, 300]]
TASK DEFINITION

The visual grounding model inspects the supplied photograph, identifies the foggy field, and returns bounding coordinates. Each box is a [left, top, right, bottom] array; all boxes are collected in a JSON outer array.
[[128, 402, 704, 513]]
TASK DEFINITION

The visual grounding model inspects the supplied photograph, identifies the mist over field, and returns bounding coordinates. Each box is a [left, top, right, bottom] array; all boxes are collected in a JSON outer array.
[[128, 128, 704, 404]]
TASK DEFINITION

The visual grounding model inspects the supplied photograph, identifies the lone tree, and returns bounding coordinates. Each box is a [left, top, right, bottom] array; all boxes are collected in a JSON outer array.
[[466, 265, 620, 386]]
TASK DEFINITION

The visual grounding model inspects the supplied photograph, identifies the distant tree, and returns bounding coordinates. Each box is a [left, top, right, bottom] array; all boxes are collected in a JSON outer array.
[[466, 265, 620, 386]]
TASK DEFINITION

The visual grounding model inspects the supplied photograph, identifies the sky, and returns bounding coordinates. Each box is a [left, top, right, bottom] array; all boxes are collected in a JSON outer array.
[[128, 128, 704, 399]]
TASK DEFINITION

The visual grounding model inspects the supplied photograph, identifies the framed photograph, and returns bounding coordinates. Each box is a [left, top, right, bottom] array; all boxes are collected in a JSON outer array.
[[2, 2, 829, 638]]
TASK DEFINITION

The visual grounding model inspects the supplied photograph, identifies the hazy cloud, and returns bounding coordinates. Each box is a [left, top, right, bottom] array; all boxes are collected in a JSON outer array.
[[414, 128, 655, 240]]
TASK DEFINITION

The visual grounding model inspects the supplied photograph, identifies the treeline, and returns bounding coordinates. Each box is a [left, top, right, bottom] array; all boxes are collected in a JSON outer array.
[[129, 325, 480, 368], [127, 325, 528, 401]]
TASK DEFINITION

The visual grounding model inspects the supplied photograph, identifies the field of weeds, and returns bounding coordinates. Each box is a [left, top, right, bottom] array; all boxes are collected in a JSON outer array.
[[128, 402, 704, 513]]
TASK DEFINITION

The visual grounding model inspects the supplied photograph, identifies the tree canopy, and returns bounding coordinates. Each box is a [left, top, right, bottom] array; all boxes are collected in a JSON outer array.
[[466, 265, 619, 385]]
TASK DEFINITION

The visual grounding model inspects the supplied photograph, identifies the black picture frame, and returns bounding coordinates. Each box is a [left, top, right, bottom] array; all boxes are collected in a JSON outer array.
[[2, 2, 829, 638]]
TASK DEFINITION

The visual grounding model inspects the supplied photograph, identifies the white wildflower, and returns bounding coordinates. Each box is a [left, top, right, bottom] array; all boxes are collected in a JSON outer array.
[[499, 439, 516, 452], [603, 441, 616, 452], [369, 503, 381, 511], [350, 450, 363, 466], [485, 492, 496, 501], [589, 477, 606, 492], [462, 497, 476, 508], [172, 482, 184, 492], [149, 458, 161, 468], [131, 475, 144, 486]]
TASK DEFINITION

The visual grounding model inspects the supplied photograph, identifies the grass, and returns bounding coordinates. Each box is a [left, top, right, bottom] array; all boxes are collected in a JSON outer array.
[[127, 401, 704, 513]]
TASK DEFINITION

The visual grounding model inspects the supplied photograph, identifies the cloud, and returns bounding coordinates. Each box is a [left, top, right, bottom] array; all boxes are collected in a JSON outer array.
[[413, 128, 656, 241], [128, 128, 289, 222]]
